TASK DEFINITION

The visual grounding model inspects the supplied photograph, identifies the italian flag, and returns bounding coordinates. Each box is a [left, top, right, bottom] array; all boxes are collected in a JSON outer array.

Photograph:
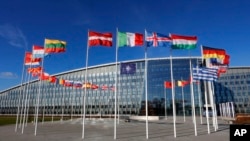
[[170, 34, 197, 49], [118, 32, 143, 47]]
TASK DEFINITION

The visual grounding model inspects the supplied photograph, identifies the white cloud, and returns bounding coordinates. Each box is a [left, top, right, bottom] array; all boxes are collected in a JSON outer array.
[[0, 72, 18, 79], [0, 24, 28, 49]]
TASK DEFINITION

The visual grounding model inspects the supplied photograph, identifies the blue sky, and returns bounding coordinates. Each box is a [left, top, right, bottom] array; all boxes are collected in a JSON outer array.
[[0, 0, 250, 91]]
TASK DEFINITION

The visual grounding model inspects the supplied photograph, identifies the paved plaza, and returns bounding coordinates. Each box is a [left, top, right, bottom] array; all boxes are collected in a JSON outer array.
[[0, 116, 230, 141]]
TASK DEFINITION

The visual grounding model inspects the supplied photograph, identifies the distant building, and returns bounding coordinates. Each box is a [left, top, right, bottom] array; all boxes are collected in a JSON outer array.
[[1, 57, 249, 117]]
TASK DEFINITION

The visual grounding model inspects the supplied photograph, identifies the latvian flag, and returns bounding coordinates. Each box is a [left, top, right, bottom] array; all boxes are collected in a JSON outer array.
[[192, 67, 218, 81], [88, 31, 112, 47]]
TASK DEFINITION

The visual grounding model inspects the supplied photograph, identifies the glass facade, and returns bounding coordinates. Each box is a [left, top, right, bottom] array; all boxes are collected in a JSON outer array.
[[0, 57, 204, 117], [214, 67, 250, 113]]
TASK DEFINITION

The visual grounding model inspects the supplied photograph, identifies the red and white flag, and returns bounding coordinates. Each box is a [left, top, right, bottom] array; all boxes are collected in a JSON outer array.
[[88, 31, 112, 47]]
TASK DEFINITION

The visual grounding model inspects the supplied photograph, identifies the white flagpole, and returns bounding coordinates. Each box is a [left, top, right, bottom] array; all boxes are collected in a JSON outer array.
[[82, 30, 90, 139], [164, 83, 167, 118], [118, 63, 121, 124], [181, 78, 185, 122], [15, 52, 26, 132], [19, 69, 29, 129], [34, 53, 45, 136], [201, 45, 210, 134], [189, 53, 197, 136], [197, 80, 203, 124], [22, 64, 33, 134], [196, 58, 203, 124], [144, 30, 149, 139], [211, 82, 218, 130], [51, 82, 57, 123], [114, 28, 118, 139], [170, 48, 176, 138], [204, 82, 210, 134]]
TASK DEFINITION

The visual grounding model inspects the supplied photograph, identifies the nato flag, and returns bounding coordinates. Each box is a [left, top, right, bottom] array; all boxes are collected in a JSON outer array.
[[120, 63, 136, 74]]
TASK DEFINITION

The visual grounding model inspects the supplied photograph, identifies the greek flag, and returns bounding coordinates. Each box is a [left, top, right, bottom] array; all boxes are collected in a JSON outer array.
[[192, 67, 218, 81]]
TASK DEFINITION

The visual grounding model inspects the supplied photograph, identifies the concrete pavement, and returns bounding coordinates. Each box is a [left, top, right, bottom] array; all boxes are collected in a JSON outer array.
[[0, 116, 230, 141]]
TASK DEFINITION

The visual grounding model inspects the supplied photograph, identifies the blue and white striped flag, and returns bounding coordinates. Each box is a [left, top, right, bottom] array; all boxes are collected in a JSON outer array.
[[192, 67, 218, 81]]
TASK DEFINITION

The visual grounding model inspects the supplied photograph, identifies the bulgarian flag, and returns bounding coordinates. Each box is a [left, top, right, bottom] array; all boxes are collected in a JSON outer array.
[[44, 39, 66, 53], [118, 32, 143, 47], [170, 33, 197, 49]]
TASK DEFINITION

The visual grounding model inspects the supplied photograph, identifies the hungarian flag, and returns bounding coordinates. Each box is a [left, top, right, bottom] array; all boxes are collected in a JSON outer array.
[[24, 52, 41, 66], [45, 39, 66, 53], [170, 33, 197, 49], [164, 81, 174, 89], [32, 45, 45, 58], [118, 32, 143, 47], [88, 31, 112, 47], [202, 46, 226, 59]]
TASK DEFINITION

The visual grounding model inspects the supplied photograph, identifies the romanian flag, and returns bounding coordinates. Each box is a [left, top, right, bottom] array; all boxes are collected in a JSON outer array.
[[88, 31, 112, 47], [202, 46, 226, 59], [24, 52, 41, 66], [45, 39, 66, 53]]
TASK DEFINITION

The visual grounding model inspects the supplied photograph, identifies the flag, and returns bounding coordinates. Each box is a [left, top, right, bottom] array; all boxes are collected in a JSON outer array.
[[176, 81, 184, 87], [118, 32, 143, 47], [82, 82, 92, 89], [110, 86, 115, 91], [44, 39, 66, 53], [120, 63, 136, 74], [192, 67, 218, 81], [101, 85, 108, 90], [39, 72, 50, 80], [59, 78, 65, 85], [64, 80, 74, 87], [24, 52, 41, 66], [73, 81, 82, 88], [170, 33, 197, 49], [88, 31, 112, 47], [27, 67, 43, 77], [202, 46, 226, 59], [48, 76, 57, 83], [32, 45, 45, 58], [176, 80, 189, 87], [91, 84, 99, 90], [146, 31, 172, 47], [164, 81, 173, 88]]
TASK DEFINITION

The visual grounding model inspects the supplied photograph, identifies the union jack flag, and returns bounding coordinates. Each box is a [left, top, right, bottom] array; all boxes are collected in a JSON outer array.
[[146, 31, 172, 47]]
